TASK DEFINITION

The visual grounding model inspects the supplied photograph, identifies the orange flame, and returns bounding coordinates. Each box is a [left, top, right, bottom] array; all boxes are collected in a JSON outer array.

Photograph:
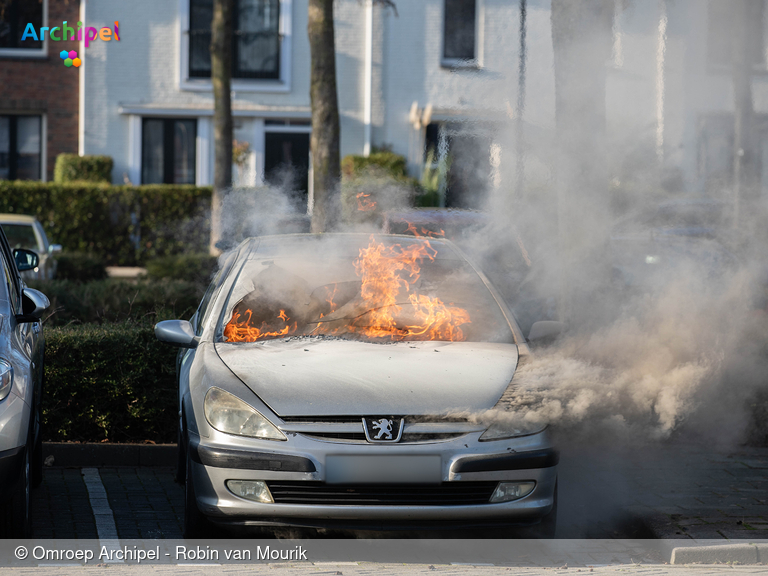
[[356, 192, 377, 212], [224, 237, 471, 343], [223, 309, 298, 342], [405, 221, 445, 239]]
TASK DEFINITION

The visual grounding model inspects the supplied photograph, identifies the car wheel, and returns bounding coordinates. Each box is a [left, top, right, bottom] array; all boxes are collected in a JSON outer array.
[[31, 406, 43, 488], [184, 446, 213, 538], [1, 439, 32, 538], [175, 419, 186, 485]]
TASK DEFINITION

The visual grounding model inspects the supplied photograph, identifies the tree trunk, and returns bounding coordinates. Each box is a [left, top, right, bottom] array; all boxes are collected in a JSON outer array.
[[210, 0, 234, 254], [551, 0, 614, 326], [308, 0, 341, 233]]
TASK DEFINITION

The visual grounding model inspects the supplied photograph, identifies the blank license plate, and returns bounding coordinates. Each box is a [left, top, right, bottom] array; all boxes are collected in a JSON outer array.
[[326, 455, 442, 484]]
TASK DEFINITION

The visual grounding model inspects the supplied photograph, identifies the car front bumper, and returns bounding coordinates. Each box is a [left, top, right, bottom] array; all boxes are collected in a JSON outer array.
[[187, 431, 558, 528]]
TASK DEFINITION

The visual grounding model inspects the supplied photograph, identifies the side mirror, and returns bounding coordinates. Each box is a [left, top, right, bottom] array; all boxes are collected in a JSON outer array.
[[155, 320, 199, 349], [13, 249, 39, 272], [527, 321, 565, 343], [16, 288, 50, 323], [48, 244, 63, 255]]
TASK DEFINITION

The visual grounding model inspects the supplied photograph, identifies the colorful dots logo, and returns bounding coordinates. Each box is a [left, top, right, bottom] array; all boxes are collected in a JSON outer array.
[[60, 49, 81, 68]]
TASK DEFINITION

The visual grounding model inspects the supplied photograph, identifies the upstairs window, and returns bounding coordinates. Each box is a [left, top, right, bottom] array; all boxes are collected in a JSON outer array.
[[189, 0, 280, 79], [707, 0, 766, 73], [0, 0, 43, 50], [443, 0, 476, 63]]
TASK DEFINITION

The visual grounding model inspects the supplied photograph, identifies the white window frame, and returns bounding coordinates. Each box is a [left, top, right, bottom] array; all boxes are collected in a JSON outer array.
[[441, 0, 483, 69], [178, 0, 293, 93], [0, 0, 48, 59]]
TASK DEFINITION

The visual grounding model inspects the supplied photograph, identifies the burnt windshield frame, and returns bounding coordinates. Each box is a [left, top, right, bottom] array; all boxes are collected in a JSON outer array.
[[213, 234, 520, 345]]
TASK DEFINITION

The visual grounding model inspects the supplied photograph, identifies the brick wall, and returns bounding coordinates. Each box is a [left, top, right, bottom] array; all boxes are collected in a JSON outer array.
[[0, 0, 80, 181]]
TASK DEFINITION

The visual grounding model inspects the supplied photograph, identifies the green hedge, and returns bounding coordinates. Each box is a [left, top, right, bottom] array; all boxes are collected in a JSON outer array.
[[341, 150, 409, 180], [144, 252, 218, 286], [43, 323, 177, 443], [28, 278, 203, 327], [0, 181, 212, 265], [54, 154, 114, 184], [54, 252, 108, 282]]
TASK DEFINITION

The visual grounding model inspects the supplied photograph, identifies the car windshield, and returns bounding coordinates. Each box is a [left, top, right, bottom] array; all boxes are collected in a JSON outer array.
[[218, 235, 514, 344], [2, 224, 39, 250]]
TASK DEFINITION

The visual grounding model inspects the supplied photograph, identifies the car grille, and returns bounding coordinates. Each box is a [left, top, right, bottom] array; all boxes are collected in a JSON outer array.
[[299, 432, 466, 443], [266, 481, 498, 506]]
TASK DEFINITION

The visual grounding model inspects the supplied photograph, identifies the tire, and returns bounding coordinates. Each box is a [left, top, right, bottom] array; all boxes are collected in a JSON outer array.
[[31, 406, 43, 488], [1, 440, 32, 538], [183, 446, 213, 538], [175, 420, 186, 485]]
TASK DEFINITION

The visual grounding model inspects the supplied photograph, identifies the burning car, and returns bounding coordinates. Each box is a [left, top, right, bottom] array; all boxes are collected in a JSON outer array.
[[155, 233, 559, 537]]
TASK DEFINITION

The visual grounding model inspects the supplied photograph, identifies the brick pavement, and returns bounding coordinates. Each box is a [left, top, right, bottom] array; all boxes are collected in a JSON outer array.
[[26, 440, 768, 542]]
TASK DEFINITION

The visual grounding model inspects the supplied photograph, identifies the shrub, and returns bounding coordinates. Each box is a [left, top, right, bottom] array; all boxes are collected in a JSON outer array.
[[0, 181, 212, 265], [54, 252, 107, 282], [340, 151, 417, 225], [43, 322, 177, 443], [28, 278, 202, 327], [144, 252, 218, 287], [54, 154, 114, 184], [341, 150, 409, 180]]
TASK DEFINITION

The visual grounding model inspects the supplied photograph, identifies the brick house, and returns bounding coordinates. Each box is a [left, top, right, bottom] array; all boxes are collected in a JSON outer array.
[[0, 0, 80, 182]]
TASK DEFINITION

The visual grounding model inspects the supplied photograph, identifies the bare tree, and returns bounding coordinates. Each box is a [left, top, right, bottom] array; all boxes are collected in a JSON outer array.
[[308, 0, 341, 233], [210, 0, 234, 254]]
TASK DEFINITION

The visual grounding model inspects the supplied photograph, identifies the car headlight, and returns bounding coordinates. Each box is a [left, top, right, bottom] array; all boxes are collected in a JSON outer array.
[[204, 388, 286, 441], [479, 420, 547, 441], [0, 360, 13, 401]]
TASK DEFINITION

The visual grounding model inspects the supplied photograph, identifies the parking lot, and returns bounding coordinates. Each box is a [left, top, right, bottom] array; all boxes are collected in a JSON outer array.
[[28, 440, 768, 541]]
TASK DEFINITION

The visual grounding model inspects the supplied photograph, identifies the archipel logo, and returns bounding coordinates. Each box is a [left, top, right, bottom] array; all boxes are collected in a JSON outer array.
[[60, 50, 81, 68], [21, 20, 120, 50]]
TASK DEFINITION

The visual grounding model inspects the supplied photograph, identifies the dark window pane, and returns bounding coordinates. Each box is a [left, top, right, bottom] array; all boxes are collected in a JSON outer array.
[[142, 119, 165, 184], [189, 0, 280, 79], [444, 0, 476, 60], [189, 0, 213, 77], [2, 224, 37, 250], [235, 0, 280, 78], [0, 0, 43, 49], [0, 117, 9, 180], [173, 120, 196, 184], [15, 116, 40, 180]]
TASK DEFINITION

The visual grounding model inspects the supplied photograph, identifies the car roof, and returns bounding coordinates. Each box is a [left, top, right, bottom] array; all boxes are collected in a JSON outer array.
[[0, 214, 38, 224]]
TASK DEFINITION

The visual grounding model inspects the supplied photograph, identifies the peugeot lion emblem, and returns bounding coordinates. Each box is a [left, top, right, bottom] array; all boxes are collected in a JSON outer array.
[[362, 417, 404, 443]]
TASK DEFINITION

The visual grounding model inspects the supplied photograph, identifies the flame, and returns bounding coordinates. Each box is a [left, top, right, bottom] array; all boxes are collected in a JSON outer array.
[[224, 236, 471, 343], [223, 309, 298, 342], [405, 221, 445, 239], [356, 192, 377, 212]]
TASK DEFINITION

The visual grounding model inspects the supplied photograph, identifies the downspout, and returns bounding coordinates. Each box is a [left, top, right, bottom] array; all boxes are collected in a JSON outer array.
[[363, 0, 373, 157], [78, 0, 86, 156]]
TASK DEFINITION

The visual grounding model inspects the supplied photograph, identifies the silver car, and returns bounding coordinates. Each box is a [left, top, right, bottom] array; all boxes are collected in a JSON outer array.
[[0, 214, 62, 280], [155, 234, 559, 537], [0, 228, 49, 537]]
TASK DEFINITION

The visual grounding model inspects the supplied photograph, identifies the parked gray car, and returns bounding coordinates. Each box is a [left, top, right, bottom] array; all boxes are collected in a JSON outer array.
[[0, 215, 62, 280], [156, 234, 559, 537], [0, 228, 49, 537]]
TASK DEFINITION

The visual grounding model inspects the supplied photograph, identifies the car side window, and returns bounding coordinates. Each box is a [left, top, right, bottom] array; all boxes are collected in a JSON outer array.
[[0, 231, 20, 313]]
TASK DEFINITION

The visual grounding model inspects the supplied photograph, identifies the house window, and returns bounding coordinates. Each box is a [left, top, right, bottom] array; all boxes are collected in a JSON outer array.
[[443, 0, 476, 62], [707, 0, 766, 72], [0, 0, 43, 50], [0, 115, 42, 180], [189, 0, 280, 79], [141, 119, 197, 184]]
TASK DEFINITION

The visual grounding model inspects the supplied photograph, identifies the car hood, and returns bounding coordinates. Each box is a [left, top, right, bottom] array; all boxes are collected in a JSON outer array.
[[215, 338, 518, 417]]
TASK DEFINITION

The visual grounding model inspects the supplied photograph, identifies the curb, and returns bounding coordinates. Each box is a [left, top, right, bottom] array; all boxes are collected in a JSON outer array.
[[43, 442, 176, 467], [669, 542, 768, 565]]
